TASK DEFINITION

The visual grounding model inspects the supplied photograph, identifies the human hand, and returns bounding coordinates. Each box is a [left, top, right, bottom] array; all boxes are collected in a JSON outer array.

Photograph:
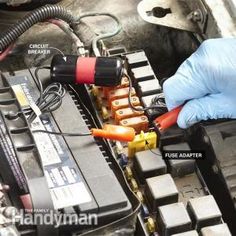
[[163, 38, 236, 129]]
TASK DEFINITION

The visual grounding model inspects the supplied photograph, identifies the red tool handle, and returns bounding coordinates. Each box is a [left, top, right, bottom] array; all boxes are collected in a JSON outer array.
[[155, 106, 183, 131]]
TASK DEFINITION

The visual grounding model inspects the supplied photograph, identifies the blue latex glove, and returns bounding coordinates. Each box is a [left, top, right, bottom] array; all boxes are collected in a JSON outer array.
[[163, 38, 236, 129]]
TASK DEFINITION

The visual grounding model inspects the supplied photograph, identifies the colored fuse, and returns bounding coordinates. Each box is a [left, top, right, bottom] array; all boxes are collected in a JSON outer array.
[[128, 131, 157, 158], [146, 218, 156, 233], [103, 77, 129, 97], [119, 115, 149, 134], [91, 85, 99, 97], [136, 191, 144, 203], [103, 87, 114, 98], [108, 87, 136, 107], [130, 178, 138, 192], [118, 153, 128, 168], [141, 203, 150, 218], [124, 166, 133, 180], [115, 106, 144, 124], [101, 106, 109, 121], [111, 96, 141, 118], [115, 141, 124, 155], [96, 96, 103, 110]]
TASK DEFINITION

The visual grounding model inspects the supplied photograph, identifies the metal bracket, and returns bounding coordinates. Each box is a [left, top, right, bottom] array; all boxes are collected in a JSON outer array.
[[137, 0, 207, 33]]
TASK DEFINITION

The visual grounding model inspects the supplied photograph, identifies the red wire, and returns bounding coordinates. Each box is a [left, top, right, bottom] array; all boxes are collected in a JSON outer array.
[[0, 44, 14, 62]]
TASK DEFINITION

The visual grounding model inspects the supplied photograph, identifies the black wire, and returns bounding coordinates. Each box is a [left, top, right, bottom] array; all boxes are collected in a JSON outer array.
[[125, 72, 167, 112], [27, 67, 66, 123], [32, 129, 91, 136], [145, 140, 162, 157]]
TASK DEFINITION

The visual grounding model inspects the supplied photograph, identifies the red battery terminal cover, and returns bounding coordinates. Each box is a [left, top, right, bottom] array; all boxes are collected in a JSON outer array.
[[91, 124, 135, 142], [155, 105, 183, 131]]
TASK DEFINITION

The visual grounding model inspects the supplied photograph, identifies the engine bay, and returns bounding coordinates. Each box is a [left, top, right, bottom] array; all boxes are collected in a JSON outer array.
[[0, 1, 236, 236]]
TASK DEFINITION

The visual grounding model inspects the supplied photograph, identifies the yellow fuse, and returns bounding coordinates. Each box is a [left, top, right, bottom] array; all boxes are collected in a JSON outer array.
[[124, 166, 133, 181], [146, 217, 156, 233], [128, 131, 157, 158], [96, 96, 103, 110], [130, 178, 138, 192], [101, 106, 109, 121], [91, 85, 99, 97], [136, 191, 144, 203]]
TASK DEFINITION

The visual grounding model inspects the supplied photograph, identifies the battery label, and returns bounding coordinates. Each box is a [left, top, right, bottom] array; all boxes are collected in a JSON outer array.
[[32, 115, 92, 209], [8, 76, 92, 209], [0, 115, 28, 193], [31, 118, 61, 166]]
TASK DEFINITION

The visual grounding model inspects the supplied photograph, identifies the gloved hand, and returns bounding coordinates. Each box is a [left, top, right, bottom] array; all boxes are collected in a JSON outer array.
[[163, 38, 236, 129]]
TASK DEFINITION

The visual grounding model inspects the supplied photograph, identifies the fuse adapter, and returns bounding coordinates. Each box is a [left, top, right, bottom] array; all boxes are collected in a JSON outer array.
[[51, 54, 123, 87]]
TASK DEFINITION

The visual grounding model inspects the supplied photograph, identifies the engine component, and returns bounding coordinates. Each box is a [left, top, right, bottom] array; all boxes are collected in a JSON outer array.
[[119, 115, 149, 134], [136, 79, 161, 97], [137, 0, 236, 38], [131, 65, 156, 83], [125, 51, 148, 69], [158, 202, 192, 235], [187, 195, 222, 231], [114, 106, 144, 124], [111, 96, 141, 118], [141, 94, 168, 120], [0, 0, 235, 235], [108, 87, 136, 106], [51, 55, 123, 87], [163, 143, 196, 177], [200, 223, 231, 236], [0, 0, 61, 6], [102, 77, 129, 97], [146, 217, 156, 233], [128, 131, 157, 158], [133, 148, 167, 183], [137, 0, 199, 33], [145, 174, 179, 210], [1, 68, 137, 235], [172, 231, 198, 236], [189, 121, 236, 233], [0, 0, 31, 5], [0, 73, 56, 235], [0, 5, 75, 52]]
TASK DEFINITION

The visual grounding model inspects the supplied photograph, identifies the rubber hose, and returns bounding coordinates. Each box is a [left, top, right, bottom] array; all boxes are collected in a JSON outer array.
[[0, 4, 75, 52]]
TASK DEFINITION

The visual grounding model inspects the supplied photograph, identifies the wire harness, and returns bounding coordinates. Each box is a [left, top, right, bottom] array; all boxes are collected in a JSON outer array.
[[0, 5, 75, 52]]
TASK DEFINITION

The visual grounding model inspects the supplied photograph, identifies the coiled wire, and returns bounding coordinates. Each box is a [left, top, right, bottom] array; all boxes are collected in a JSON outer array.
[[27, 67, 66, 122], [0, 5, 75, 52]]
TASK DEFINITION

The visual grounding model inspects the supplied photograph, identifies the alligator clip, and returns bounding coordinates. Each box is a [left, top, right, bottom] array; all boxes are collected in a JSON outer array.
[[91, 124, 135, 142], [155, 105, 183, 131]]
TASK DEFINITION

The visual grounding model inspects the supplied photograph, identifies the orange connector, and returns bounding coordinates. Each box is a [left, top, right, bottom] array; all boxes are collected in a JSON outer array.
[[154, 106, 183, 131], [115, 106, 144, 124], [111, 96, 141, 118], [91, 124, 135, 142], [108, 87, 136, 107], [103, 77, 129, 97], [120, 115, 149, 134]]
